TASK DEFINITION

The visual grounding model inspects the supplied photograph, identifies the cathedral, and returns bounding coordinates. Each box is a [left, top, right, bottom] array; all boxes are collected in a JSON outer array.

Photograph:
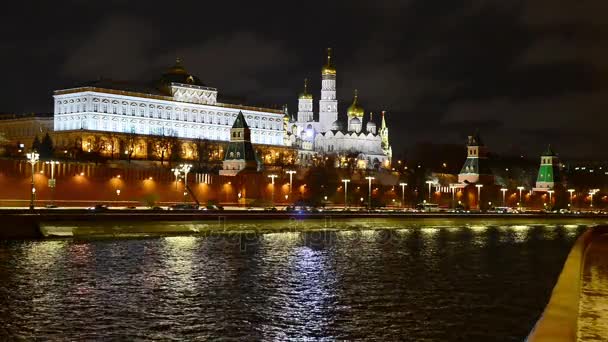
[[284, 49, 392, 169]]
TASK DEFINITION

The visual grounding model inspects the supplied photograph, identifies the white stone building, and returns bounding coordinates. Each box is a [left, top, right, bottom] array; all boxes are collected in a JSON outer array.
[[53, 59, 286, 146], [288, 49, 392, 169]]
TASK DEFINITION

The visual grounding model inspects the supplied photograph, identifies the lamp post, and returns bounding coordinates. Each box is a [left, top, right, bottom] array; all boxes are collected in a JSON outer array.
[[171, 168, 180, 190], [286, 170, 296, 197], [425, 180, 434, 203], [179, 164, 192, 203], [590, 189, 599, 208], [342, 179, 350, 210], [26, 152, 39, 210], [399, 182, 407, 209], [517, 186, 525, 207], [568, 189, 575, 208], [268, 174, 278, 206], [116, 189, 121, 201], [475, 184, 483, 210], [45, 160, 59, 207], [500, 188, 507, 207], [547, 190, 554, 207], [365, 176, 375, 210]]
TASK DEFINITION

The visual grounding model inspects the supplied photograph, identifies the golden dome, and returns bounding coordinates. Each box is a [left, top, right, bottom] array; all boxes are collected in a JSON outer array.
[[299, 78, 313, 99], [347, 89, 364, 118], [321, 48, 336, 75]]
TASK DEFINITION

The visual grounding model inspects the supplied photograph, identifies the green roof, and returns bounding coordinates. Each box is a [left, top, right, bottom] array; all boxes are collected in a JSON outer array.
[[232, 111, 249, 129], [542, 144, 556, 156]]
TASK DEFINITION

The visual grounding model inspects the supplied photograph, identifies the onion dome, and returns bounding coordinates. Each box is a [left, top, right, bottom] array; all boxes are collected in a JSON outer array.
[[321, 48, 336, 76], [347, 89, 364, 118], [160, 58, 204, 86], [331, 119, 343, 131], [298, 78, 313, 100], [366, 112, 376, 132]]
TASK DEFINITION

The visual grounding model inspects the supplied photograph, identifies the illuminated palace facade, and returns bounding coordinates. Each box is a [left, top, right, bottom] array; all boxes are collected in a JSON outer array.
[[53, 59, 286, 146], [285, 49, 393, 169]]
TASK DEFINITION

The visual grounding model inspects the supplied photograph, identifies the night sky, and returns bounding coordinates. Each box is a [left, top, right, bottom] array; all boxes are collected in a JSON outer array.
[[2, 1, 606, 159]]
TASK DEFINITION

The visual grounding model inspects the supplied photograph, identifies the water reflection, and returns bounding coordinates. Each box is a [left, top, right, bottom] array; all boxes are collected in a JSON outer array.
[[0, 223, 594, 340]]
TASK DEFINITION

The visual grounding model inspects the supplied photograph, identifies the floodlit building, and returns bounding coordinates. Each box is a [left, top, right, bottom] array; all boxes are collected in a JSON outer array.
[[52, 58, 286, 146], [534, 145, 561, 192], [287, 49, 393, 169]]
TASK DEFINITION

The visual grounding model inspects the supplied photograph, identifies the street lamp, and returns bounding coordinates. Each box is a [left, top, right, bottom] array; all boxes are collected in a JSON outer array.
[[179, 164, 192, 203], [568, 189, 575, 208], [342, 179, 350, 210], [399, 182, 407, 209], [590, 189, 599, 208], [475, 184, 483, 210], [116, 189, 121, 200], [268, 174, 278, 206], [517, 186, 525, 206], [285, 170, 296, 196], [365, 176, 375, 210], [500, 188, 507, 207], [45, 160, 59, 207], [171, 168, 180, 190], [26, 152, 39, 210], [547, 190, 554, 207], [425, 180, 434, 203]]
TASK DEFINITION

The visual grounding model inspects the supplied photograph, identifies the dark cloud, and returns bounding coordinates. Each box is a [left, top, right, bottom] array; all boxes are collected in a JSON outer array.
[[1, 0, 606, 159]]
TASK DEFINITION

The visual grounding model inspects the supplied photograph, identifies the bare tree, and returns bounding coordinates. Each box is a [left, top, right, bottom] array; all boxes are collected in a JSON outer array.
[[153, 134, 177, 166]]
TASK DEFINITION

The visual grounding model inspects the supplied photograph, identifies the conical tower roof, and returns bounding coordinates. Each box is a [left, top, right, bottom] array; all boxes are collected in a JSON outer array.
[[232, 111, 249, 129], [542, 144, 556, 156]]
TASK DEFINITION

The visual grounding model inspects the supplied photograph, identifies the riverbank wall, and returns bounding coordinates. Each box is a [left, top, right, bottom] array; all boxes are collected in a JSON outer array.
[[527, 225, 608, 341]]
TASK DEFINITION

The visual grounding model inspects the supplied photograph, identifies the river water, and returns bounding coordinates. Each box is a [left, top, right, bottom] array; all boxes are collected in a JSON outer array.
[[0, 220, 594, 340]]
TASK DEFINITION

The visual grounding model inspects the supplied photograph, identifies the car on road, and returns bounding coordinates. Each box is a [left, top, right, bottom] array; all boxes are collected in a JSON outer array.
[[168, 204, 199, 210], [204, 204, 224, 211], [88, 204, 110, 212]]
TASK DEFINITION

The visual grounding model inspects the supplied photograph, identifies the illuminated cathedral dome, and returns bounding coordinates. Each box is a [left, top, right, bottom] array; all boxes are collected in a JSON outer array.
[[321, 48, 336, 76], [331, 119, 343, 131], [298, 78, 313, 99], [347, 89, 364, 118]]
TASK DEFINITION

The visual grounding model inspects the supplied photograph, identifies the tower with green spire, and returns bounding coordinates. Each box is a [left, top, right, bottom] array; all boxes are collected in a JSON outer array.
[[458, 132, 492, 184], [535, 145, 561, 190], [220, 112, 259, 176]]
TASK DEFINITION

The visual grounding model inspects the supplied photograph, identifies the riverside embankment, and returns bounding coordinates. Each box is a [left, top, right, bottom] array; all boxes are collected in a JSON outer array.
[[2, 210, 608, 239]]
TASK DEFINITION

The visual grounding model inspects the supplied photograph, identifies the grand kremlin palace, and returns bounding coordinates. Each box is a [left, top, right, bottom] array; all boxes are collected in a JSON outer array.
[[1, 51, 392, 170]]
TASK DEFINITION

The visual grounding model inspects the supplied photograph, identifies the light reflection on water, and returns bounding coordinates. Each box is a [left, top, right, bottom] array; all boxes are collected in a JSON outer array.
[[0, 222, 592, 340]]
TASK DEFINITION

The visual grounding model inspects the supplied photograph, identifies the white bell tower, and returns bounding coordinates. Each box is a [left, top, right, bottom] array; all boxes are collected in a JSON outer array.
[[318, 48, 338, 132], [297, 78, 313, 123]]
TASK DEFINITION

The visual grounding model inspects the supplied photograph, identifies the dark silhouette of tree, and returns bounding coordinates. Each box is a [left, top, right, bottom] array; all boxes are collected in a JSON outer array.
[[31, 135, 41, 152], [86, 135, 105, 164], [153, 134, 178, 166], [169, 136, 182, 167], [39, 133, 55, 159], [106, 133, 119, 159], [121, 132, 137, 163], [194, 138, 212, 171]]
